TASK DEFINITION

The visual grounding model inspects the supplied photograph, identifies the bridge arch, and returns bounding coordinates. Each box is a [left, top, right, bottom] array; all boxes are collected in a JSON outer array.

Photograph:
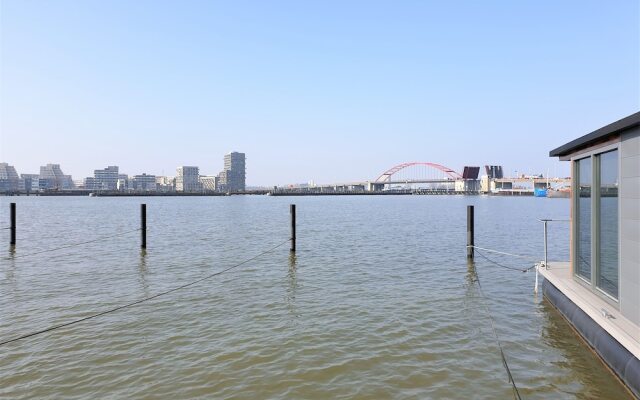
[[375, 162, 462, 182]]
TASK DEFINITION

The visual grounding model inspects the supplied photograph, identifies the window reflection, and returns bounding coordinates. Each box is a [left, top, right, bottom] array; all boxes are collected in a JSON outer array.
[[576, 157, 591, 280], [598, 150, 618, 298]]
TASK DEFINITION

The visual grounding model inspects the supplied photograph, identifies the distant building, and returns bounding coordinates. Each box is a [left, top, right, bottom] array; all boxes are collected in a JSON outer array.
[[39, 164, 74, 190], [0, 163, 20, 192], [89, 166, 119, 190], [176, 166, 201, 192], [156, 176, 175, 192], [132, 173, 157, 191], [485, 165, 504, 179], [116, 178, 128, 191], [20, 174, 40, 192], [200, 175, 218, 192], [217, 170, 228, 191], [84, 177, 99, 190], [218, 152, 245, 192]]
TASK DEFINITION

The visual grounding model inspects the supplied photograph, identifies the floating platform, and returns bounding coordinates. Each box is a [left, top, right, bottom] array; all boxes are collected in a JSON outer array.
[[540, 263, 640, 398]]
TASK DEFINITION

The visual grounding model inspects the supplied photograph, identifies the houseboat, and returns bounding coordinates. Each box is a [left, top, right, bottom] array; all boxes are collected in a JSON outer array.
[[544, 111, 639, 397]]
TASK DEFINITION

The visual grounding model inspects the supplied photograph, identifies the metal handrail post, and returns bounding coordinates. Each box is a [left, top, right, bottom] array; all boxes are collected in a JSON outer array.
[[543, 220, 548, 270]]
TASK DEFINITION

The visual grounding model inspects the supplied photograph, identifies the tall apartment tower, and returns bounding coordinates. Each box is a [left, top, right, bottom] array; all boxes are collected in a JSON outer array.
[[176, 166, 201, 192], [219, 152, 246, 192]]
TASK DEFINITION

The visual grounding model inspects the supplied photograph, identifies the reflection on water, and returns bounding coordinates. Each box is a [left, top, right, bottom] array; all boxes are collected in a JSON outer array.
[[137, 249, 149, 297], [286, 252, 299, 320], [0, 196, 632, 399], [3, 247, 16, 290], [540, 300, 631, 399]]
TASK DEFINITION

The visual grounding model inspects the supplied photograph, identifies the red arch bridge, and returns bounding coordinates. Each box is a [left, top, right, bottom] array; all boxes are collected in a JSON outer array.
[[307, 162, 479, 192]]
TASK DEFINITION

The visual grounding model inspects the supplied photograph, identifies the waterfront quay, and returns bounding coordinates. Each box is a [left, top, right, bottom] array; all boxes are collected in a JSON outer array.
[[2, 188, 537, 197]]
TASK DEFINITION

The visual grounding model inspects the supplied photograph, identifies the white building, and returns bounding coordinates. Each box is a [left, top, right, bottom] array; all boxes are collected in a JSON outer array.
[[176, 166, 201, 192], [200, 175, 218, 192]]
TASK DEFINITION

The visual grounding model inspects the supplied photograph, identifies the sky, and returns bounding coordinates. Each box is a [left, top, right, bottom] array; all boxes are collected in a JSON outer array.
[[1, 0, 638, 186]]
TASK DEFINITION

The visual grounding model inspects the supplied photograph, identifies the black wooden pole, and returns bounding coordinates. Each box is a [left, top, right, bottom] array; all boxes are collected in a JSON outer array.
[[141, 203, 147, 249], [467, 205, 474, 259], [10, 202, 16, 246], [290, 204, 296, 252]]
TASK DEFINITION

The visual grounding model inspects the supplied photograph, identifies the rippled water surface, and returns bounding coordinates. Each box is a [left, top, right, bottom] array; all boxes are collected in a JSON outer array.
[[0, 196, 633, 399]]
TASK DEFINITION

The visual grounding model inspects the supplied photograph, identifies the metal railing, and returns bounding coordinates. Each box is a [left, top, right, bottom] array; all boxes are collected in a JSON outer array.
[[539, 219, 570, 269], [535, 219, 570, 293]]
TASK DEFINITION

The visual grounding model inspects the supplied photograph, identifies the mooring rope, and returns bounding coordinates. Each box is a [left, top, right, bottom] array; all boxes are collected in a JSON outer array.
[[474, 249, 537, 273], [471, 267, 523, 400], [0, 238, 291, 346], [4, 228, 141, 259], [467, 245, 538, 262]]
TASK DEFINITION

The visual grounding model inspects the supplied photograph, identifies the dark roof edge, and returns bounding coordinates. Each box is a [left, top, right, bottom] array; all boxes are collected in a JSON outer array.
[[549, 111, 640, 157]]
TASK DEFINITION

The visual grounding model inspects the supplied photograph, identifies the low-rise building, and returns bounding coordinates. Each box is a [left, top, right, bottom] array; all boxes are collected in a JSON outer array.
[[132, 173, 157, 191], [20, 174, 40, 192], [116, 178, 128, 191], [84, 177, 99, 190], [91, 166, 119, 190], [156, 176, 175, 192], [200, 175, 218, 192]]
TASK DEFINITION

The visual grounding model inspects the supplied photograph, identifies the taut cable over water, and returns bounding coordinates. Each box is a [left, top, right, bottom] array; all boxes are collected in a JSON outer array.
[[0, 238, 291, 347], [470, 262, 523, 400], [4, 228, 141, 260]]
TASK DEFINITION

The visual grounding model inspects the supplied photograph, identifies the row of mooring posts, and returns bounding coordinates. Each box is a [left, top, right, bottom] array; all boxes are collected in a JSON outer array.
[[10, 201, 494, 260], [7, 202, 298, 253]]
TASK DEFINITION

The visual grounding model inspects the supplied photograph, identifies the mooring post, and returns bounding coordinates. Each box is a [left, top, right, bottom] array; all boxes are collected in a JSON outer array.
[[141, 203, 147, 249], [290, 204, 296, 252], [10, 202, 16, 246], [467, 205, 474, 259]]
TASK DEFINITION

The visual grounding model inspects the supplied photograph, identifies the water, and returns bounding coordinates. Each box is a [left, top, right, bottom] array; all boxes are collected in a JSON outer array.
[[0, 196, 632, 399]]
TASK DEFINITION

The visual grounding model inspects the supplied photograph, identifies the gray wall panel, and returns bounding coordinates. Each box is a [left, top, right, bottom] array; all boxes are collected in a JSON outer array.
[[621, 155, 640, 178], [621, 129, 640, 157], [620, 128, 640, 325]]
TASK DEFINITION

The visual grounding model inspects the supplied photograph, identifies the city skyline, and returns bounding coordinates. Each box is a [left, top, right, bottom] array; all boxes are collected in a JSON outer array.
[[1, 1, 638, 185], [0, 157, 569, 187], [0, 150, 248, 192]]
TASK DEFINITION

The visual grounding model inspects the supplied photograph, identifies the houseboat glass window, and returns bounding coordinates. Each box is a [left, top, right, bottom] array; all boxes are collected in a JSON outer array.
[[597, 150, 619, 299], [576, 157, 592, 280]]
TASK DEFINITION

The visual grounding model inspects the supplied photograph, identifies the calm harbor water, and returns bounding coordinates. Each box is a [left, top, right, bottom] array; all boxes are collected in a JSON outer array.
[[0, 196, 632, 399]]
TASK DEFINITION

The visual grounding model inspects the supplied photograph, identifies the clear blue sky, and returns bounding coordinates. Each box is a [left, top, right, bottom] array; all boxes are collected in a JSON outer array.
[[1, 1, 638, 185]]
